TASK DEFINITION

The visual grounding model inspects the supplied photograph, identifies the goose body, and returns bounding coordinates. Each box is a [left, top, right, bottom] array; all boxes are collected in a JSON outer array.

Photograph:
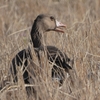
[[11, 46, 72, 83]]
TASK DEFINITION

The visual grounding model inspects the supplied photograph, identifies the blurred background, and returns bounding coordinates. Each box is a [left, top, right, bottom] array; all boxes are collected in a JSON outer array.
[[0, 0, 100, 100]]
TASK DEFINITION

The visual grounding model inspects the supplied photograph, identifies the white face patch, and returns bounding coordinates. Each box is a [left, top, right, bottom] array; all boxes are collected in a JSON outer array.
[[56, 20, 61, 27], [54, 20, 66, 33], [56, 20, 66, 27]]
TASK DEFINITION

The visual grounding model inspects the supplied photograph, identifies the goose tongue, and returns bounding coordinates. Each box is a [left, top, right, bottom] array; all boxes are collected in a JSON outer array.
[[55, 20, 66, 33]]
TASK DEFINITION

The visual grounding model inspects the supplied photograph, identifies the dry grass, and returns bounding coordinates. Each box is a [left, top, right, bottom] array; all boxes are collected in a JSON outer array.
[[0, 0, 100, 100]]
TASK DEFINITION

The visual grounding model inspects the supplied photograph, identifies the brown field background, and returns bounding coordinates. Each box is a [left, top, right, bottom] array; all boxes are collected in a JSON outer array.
[[0, 0, 100, 100]]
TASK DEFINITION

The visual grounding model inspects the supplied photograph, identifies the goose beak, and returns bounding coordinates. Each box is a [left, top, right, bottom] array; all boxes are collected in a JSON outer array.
[[55, 20, 66, 33]]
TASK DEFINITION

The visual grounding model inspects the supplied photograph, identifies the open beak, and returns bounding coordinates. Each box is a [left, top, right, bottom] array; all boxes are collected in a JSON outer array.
[[54, 20, 66, 33]]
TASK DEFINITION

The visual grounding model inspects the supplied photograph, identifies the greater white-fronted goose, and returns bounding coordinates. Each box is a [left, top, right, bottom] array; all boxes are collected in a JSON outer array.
[[10, 14, 72, 86]]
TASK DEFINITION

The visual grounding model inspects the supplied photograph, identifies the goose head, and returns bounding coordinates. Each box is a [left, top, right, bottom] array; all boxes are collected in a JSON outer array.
[[33, 14, 66, 33]]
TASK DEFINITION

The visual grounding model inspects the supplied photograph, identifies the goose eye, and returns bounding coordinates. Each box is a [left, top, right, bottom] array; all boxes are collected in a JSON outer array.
[[50, 16, 54, 21]]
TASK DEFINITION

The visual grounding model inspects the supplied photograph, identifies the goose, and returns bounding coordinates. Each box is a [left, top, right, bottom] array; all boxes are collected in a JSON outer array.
[[10, 14, 72, 86]]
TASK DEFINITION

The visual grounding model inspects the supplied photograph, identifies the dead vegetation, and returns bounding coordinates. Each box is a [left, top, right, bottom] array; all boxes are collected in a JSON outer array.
[[0, 0, 100, 100]]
